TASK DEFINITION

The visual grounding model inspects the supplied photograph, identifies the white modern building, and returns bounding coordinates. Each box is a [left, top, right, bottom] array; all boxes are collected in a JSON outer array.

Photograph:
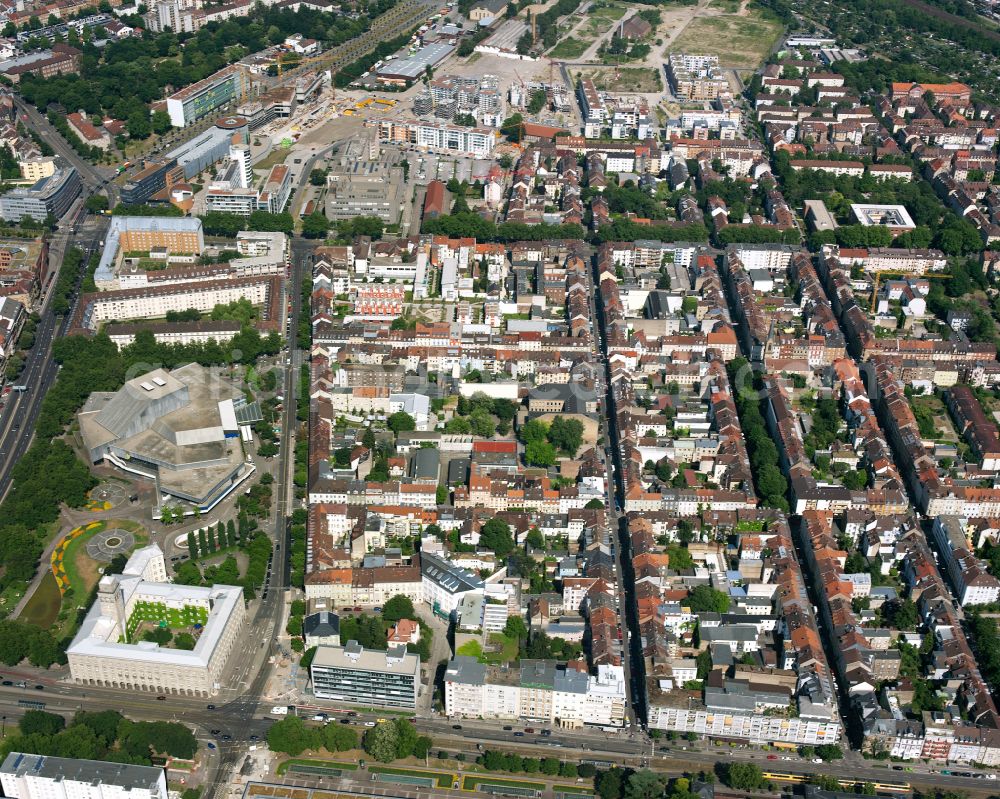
[[66, 544, 245, 696], [0, 753, 167, 799], [378, 119, 497, 156], [311, 641, 419, 709], [421, 551, 484, 616]]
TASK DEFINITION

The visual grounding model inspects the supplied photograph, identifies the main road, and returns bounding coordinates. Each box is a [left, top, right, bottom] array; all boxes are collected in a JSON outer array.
[[11, 97, 116, 204], [0, 214, 107, 500]]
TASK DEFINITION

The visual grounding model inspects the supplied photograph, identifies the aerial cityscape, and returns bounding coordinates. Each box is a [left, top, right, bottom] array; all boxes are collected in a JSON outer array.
[[1, 0, 1000, 798]]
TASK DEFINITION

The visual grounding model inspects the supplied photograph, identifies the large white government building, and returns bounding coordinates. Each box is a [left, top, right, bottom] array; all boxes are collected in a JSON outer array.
[[66, 544, 245, 696], [0, 753, 167, 799]]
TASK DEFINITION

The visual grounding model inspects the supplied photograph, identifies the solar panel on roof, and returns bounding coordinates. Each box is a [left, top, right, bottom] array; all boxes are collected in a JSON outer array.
[[140, 382, 155, 391], [152, 377, 167, 386]]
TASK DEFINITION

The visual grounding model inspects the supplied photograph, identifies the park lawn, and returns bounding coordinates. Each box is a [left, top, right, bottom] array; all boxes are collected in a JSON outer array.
[[669, 10, 784, 68], [19, 572, 62, 629], [554, 787, 594, 795], [276, 759, 358, 776], [64, 520, 145, 601], [549, 36, 590, 59], [59, 521, 106, 601], [368, 766, 454, 788], [462, 775, 546, 792]]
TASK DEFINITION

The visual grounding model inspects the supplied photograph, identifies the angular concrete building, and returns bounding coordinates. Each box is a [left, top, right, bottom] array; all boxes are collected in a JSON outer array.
[[77, 363, 253, 510]]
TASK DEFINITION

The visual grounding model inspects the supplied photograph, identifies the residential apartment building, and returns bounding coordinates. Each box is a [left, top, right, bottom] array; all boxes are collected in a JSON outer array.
[[0, 753, 167, 799], [667, 54, 730, 101], [377, 119, 497, 156], [445, 657, 627, 728], [72, 275, 281, 332], [311, 641, 419, 709], [104, 320, 241, 349]]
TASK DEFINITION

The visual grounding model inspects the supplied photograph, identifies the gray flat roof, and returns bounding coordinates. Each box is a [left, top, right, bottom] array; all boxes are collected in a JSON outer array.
[[311, 641, 420, 675], [377, 43, 454, 80], [1, 752, 164, 792]]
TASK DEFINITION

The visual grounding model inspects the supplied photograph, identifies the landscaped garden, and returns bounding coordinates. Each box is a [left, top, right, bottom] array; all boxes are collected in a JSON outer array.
[[126, 600, 209, 647]]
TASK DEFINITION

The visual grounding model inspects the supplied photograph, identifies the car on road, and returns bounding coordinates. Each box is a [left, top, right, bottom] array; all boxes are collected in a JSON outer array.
[[362, 722, 376, 727], [156, 696, 166, 700], [524, 728, 534, 734], [346, 711, 358, 717], [540, 730, 552, 737], [221, 735, 231, 741], [1, 681, 11, 686], [767, 755, 778, 760], [339, 719, 351, 724], [892, 766, 904, 771], [513, 732, 524, 737], [451, 725, 462, 730], [34, 685, 43, 690], [812, 758, 823, 764], [249, 735, 259, 741], [352, 606, 362, 612], [502, 726, 513, 731], [207, 743, 216, 749], [207, 704, 216, 710], [211, 730, 221, 735]]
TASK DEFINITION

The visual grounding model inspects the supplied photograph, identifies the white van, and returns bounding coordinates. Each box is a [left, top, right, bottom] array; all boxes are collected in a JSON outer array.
[[270, 706, 289, 716]]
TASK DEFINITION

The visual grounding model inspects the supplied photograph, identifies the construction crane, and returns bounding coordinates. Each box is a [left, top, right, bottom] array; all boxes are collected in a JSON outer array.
[[869, 269, 951, 312]]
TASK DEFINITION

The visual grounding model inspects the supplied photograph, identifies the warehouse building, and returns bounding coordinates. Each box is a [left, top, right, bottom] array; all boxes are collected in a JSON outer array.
[[375, 43, 455, 86]]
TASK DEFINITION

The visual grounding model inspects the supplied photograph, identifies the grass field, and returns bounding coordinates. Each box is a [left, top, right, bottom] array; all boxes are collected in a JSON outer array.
[[19, 572, 62, 628], [669, 10, 783, 68], [583, 67, 662, 92], [549, 37, 590, 59], [276, 759, 359, 776], [458, 633, 519, 664]]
